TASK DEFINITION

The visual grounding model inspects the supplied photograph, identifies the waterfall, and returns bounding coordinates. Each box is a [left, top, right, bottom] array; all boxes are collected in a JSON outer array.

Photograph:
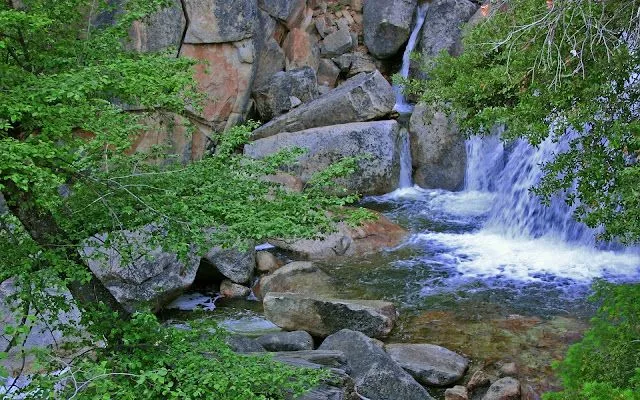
[[464, 132, 603, 247], [393, 3, 429, 113], [398, 129, 413, 188]]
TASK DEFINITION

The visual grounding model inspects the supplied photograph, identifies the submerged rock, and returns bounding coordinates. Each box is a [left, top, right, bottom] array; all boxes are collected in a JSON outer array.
[[385, 343, 469, 386], [256, 330, 314, 352], [250, 71, 394, 140], [246, 121, 402, 196], [263, 293, 397, 338], [319, 329, 434, 400]]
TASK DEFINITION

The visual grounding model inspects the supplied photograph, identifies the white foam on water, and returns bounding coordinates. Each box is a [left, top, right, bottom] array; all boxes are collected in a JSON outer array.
[[166, 293, 220, 311], [413, 231, 640, 282]]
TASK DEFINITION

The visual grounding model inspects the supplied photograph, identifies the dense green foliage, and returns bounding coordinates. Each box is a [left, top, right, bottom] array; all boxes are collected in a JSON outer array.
[[1, 0, 365, 397], [409, 0, 640, 243], [544, 282, 640, 400]]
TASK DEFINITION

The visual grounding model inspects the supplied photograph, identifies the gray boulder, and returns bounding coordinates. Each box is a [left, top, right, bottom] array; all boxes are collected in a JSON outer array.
[[256, 330, 314, 351], [409, 103, 466, 190], [252, 67, 319, 121], [183, 0, 257, 43], [201, 244, 255, 284], [256, 261, 335, 299], [269, 350, 348, 370], [417, 0, 477, 60], [246, 121, 401, 196], [445, 385, 469, 400], [385, 343, 469, 386], [127, 0, 185, 55], [321, 28, 353, 57], [250, 71, 394, 140], [257, 0, 306, 28], [263, 293, 397, 338], [319, 330, 435, 400], [80, 228, 199, 313], [225, 335, 266, 353], [363, 0, 417, 59], [482, 377, 521, 400], [254, 38, 286, 88]]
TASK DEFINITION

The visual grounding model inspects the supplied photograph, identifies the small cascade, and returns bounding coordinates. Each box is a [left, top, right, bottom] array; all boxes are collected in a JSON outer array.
[[398, 129, 413, 188], [393, 3, 429, 113], [464, 133, 602, 247]]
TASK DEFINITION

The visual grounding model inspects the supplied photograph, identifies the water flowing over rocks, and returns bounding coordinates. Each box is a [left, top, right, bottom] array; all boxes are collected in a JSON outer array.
[[255, 261, 335, 299], [80, 229, 200, 313], [269, 212, 407, 260], [246, 121, 401, 196], [256, 330, 314, 351], [363, 0, 418, 59], [409, 103, 467, 190], [319, 329, 435, 400], [252, 67, 319, 121], [263, 293, 397, 338], [385, 343, 469, 386], [250, 71, 395, 140]]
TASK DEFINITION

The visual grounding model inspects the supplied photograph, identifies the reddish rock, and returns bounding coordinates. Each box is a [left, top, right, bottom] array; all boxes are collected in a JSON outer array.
[[282, 28, 320, 71], [445, 385, 469, 400], [130, 114, 208, 162], [220, 280, 251, 298]]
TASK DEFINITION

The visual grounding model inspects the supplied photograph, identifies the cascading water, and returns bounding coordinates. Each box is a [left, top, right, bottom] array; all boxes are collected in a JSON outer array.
[[398, 129, 413, 189], [393, 3, 429, 114]]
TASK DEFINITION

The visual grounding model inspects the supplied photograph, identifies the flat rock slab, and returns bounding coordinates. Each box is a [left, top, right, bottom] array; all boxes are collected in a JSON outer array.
[[319, 330, 434, 400], [385, 343, 469, 387], [257, 330, 314, 351], [263, 293, 397, 338], [250, 71, 394, 140], [269, 350, 349, 370]]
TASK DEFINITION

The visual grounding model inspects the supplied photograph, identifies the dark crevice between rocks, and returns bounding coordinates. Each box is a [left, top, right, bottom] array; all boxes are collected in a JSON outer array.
[[177, 0, 189, 58], [189, 257, 224, 292]]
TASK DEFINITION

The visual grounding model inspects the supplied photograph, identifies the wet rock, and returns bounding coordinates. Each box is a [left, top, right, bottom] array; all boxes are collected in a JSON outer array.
[[263, 293, 397, 338], [183, 0, 257, 43], [257, 331, 314, 351], [246, 121, 401, 196], [127, 0, 185, 55], [220, 280, 251, 298], [80, 228, 199, 313], [256, 251, 282, 273], [202, 244, 255, 284], [385, 343, 469, 386], [253, 67, 318, 121], [482, 377, 520, 400], [445, 385, 469, 400], [363, 0, 417, 59], [319, 330, 434, 400], [416, 0, 477, 65], [467, 370, 491, 392], [269, 212, 407, 260], [321, 28, 353, 57], [283, 28, 321, 71], [409, 103, 467, 191], [269, 350, 348, 370], [250, 71, 394, 140], [225, 335, 265, 353], [255, 261, 335, 299]]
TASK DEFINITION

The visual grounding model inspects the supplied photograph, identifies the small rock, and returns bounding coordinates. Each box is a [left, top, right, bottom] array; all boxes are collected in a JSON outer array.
[[482, 377, 520, 400], [289, 96, 303, 108], [220, 280, 251, 298], [467, 370, 491, 392], [255, 261, 335, 299], [225, 335, 265, 353], [317, 58, 341, 87], [256, 251, 282, 273], [385, 343, 469, 386], [445, 385, 469, 400], [498, 362, 518, 377], [321, 28, 353, 57], [256, 330, 314, 351]]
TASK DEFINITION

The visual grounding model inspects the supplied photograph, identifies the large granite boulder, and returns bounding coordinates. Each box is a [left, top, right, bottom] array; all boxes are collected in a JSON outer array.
[[201, 244, 255, 284], [250, 71, 394, 140], [183, 0, 257, 43], [263, 293, 397, 338], [245, 121, 401, 196], [252, 67, 318, 121], [253, 10, 287, 88], [257, 0, 306, 28], [363, 0, 417, 59], [409, 103, 466, 190], [269, 212, 408, 260], [385, 343, 469, 386], [417, 0, 477, 61], [255, 261, 335, 299], [80, 228, 199, 313], [319, 330, 435, 400], [127, 0, 185, 55], [283, 28, 321, 71], [482, 377, 521, 400]]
